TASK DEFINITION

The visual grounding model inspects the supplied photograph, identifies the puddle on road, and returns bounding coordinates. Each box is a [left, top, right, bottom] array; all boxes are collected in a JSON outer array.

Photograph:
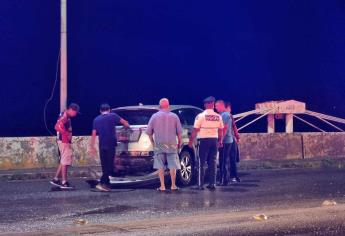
[[77, 205, 138, 216]]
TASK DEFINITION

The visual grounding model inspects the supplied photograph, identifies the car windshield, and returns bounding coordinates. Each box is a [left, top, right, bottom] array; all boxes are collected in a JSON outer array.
[[113, 109, 157, 125]]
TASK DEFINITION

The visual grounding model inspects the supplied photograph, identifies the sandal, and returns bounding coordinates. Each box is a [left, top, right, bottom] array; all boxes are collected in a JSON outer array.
[[156, 187, 166, 192], [171, 187, 180, 191]]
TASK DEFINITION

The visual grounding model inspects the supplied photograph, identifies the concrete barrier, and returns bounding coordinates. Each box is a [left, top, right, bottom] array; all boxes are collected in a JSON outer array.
[[0, 133, 345, 170], [302, 132, 345, 159], [0, 136, 99, 170], [238, 133, 303, 160]]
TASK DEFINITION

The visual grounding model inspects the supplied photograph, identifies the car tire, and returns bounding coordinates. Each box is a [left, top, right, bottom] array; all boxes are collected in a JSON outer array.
[[177, 150, 195, 186]]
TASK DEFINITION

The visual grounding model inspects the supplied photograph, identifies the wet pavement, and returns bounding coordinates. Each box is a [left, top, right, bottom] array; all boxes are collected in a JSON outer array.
[[1, 168, 345, 235]]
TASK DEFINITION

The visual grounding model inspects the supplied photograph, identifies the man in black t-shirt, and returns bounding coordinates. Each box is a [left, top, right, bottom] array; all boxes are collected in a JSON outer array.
[[89, 103, 129, 192]]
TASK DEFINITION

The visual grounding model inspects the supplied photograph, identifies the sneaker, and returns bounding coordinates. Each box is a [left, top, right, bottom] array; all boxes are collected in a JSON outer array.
[[50, 179, 62, 187], [96, 184, 110, 192], [230, 178, 240, 183], [60, 181, 74, 189]]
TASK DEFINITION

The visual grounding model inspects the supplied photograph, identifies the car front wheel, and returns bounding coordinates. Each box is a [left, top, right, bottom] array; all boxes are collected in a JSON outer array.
[[177, 150, 195, 186]]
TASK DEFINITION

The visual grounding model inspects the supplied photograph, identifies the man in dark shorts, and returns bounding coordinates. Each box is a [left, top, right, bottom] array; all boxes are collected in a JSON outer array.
[[89, 103, 129, 192], [50, 103, 80, 189]]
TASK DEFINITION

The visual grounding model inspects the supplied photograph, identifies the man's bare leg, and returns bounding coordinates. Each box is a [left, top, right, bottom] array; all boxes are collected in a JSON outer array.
[[61, 165, 68, 183], [170, 169, 177, 189], [54, 164, 62, 180], [158, 169, 166, 190]]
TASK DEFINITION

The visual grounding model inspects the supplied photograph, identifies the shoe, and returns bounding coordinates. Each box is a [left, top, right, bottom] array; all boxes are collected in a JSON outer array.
[[60, 181, 74, 189], [96, 184, 110, 192], [50, 179, 62, 187], [206, 185, 216, 191], [230, 178, 240, 183]]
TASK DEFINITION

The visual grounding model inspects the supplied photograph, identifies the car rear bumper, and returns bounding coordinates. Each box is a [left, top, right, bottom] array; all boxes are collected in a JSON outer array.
[[115, 154, 154, 175]]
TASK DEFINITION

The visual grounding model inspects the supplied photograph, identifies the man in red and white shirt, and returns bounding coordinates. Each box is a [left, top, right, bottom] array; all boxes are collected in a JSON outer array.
[[188, 96, 224, 190], [50, 103, 80, 189]]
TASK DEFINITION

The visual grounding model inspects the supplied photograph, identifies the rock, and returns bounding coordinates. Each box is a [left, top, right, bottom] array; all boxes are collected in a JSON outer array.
[[322, 200, 337, 206], [253, 214, 268, 221], [73, 219, 88, 225]]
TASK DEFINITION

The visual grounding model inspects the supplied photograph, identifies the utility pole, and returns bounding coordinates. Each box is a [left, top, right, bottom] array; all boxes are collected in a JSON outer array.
[[60, 0, 67, 112]]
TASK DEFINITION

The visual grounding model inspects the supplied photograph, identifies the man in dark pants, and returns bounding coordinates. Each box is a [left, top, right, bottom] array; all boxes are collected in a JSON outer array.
[[226, 102, 241, 182], [188, 96, 224, 190], [89, 103, 129, 192], [215, 100, 235, 185]]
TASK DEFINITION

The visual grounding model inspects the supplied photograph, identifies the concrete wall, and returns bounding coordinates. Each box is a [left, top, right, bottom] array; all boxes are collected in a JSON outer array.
[[0, 136, 99, 170], [239, 133, 303, 160], [302, 133, 345, 159], [0, 133, 345, 170]]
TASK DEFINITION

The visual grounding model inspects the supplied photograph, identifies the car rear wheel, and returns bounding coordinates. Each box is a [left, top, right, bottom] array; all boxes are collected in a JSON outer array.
[[177, 150, 194, 186]]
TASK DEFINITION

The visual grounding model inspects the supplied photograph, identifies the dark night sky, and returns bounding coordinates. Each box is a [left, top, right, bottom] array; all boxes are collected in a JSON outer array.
[[0, 0, 345, 137]]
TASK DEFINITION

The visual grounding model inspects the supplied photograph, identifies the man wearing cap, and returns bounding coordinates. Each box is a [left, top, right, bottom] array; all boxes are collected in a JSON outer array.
[[146, 98, 183, 192], [89, 103, 130, 192], [188, 96, 224, 190], [50, 103, 80, 189]]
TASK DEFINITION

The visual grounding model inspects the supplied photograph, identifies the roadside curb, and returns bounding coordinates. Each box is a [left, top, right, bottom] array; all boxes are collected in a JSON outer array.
[[239, 157, 345, 170], [0, 166, 101, 181], [1, 158, 345, 181]]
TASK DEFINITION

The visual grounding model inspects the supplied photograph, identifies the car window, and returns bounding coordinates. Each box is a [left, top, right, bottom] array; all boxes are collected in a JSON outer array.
[[113, 109, 157, 125], [178, 108, 200, 126], [171, 109, 187, 125]]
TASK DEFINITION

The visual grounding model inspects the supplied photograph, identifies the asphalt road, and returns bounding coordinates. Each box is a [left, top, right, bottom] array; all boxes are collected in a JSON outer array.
[[1, 168, 345, 236]]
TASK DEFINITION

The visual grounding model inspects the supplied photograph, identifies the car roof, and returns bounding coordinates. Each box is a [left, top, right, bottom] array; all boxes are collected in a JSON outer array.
[[113, 105, 202, 111]]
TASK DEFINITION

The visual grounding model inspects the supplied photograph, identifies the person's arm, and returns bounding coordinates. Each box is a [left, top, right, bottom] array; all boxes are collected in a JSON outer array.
[[54, 116, 68, 134], [218, 128, 224, 147], [148, 134, 155, 146], [119, 118, 130, 128], [188, 114, 201, 148], [55, 115, 72, 142], [88, 129, 98, 156], [177, 133, 182, 149], [188, 128, 200, 148], [146, 116, 155, 146], [218, 115, 225, 147], [231, 115, 240, 143], [223, 124, 229, 139], [233, 122, 240, 143], [176, 116, 183, 149]]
